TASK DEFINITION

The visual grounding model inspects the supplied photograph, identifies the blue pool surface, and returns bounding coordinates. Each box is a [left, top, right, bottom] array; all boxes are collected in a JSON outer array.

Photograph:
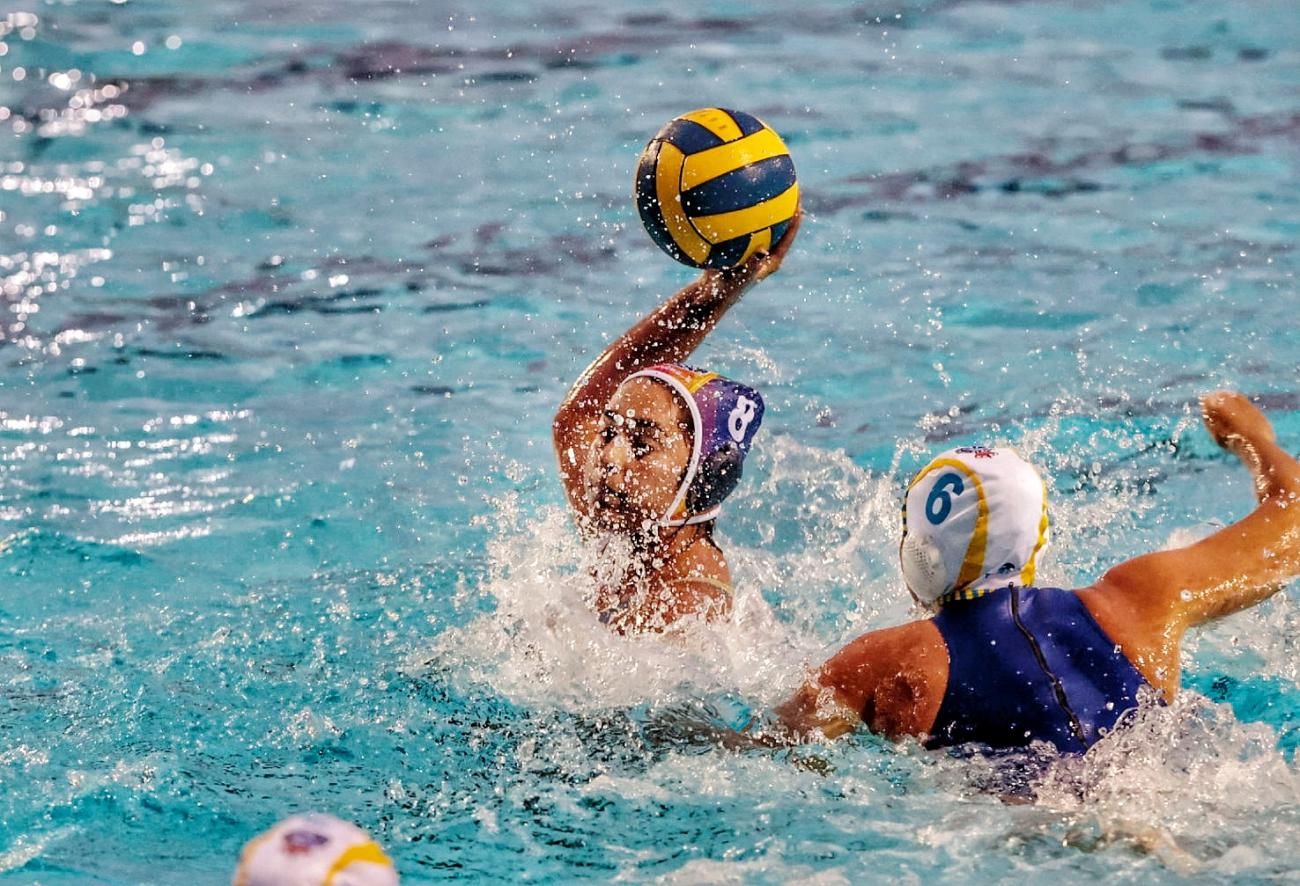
[[1, 0, 1299, 881]]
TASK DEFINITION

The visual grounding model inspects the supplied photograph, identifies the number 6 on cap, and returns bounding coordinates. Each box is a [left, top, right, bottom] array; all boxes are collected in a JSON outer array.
[[926, 472, 965, 525]]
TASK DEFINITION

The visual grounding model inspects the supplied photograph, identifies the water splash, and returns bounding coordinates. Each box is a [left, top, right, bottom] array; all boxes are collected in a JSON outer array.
[[421, 500, 808, 714], [1033, 694, 1300, 877]]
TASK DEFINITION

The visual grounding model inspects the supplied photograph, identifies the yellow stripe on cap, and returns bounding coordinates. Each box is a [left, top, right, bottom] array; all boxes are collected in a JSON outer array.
[[914, 457, 990, 593], [639, 364, 719, 395], [691, 183, 799, 244], [680, 127, 790, 190], [681, 107, 744, 142], [1018, 476, 1050, 588], [653, 142, 712, 264], [232, 832, 274, 886], [680, 370, 719, 394], [323, 840, 394, 885]]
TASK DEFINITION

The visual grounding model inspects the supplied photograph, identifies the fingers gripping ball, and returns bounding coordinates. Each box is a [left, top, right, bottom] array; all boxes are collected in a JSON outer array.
[[635, 108, 799, 269]]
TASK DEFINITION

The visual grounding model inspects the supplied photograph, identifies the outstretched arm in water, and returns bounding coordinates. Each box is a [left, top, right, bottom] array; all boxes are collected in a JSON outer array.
[[552, 212, 802, 522], [1079, 391, 1300, 699]]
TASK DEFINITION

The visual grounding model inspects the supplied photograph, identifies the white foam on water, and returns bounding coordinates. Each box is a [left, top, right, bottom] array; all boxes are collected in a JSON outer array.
[[424, 437, 917, 714], [1031, 693, 1300, 876], [427, 403, 1300, 879], [0, 825, 81, 874], [423, 501, 811, 713]]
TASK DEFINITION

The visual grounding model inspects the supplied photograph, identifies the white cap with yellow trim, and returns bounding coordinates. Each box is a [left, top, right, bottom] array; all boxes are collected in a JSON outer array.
[[232, 813, 398, 886], [899, 446, 1050, 605]]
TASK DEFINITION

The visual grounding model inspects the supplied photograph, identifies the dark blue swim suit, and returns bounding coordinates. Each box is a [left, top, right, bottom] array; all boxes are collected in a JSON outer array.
[[926, 586, 1152, 754]]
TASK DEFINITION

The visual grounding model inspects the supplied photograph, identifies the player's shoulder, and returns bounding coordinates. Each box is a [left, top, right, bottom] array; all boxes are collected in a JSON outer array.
[[830, 618, 943, 674]]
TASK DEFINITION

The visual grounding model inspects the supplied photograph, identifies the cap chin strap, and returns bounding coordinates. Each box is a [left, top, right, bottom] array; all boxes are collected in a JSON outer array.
[[663, 504, 720, 528], [935, 583, 1006, 607]]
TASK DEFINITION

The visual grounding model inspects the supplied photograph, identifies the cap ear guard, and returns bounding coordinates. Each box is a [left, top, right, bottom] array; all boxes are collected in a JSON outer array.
[[900, 530, 949, 604], [685, 441, 744, 516]]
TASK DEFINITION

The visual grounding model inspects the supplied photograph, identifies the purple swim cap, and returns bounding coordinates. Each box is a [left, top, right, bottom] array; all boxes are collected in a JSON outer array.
[[623, 363, 764, 526]]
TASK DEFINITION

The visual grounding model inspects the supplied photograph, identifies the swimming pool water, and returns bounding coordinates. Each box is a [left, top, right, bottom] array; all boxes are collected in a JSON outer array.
[[2, 0, 1298, 881]]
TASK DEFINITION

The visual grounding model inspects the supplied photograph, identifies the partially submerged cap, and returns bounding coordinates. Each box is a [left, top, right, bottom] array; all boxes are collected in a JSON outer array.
[[899, 445, 1050, 605], [623, 363, 764, 526], [232, 813, 398, 886]]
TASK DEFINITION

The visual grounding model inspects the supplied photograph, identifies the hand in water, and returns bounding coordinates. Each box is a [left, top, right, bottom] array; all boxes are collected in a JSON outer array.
[[640, 697, 833, 774]]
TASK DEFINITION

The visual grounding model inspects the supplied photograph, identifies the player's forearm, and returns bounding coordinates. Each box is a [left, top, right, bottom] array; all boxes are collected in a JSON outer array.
[[554, 211, 798, 436], [554, 271, 746, 429], [1248, 437, 1300, 504]]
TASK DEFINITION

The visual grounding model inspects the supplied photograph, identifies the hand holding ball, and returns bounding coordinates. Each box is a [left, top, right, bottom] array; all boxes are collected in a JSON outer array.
[[635, 108, 799, 270]]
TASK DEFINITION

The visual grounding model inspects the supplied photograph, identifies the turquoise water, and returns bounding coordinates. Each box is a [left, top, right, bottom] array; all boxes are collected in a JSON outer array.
[[2, 0, 1299, 881]]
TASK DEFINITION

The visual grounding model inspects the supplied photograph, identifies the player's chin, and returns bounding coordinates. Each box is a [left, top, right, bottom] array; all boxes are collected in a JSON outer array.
[[590, 493, 641, 531]]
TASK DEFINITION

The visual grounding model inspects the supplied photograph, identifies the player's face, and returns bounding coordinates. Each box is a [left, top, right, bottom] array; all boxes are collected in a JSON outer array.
[[583, 378, 692, 533]]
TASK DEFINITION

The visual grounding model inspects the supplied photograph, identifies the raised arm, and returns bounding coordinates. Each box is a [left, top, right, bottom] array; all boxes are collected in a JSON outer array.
[[1079, 391, 1300, 696], [553, 212, 802, 517]]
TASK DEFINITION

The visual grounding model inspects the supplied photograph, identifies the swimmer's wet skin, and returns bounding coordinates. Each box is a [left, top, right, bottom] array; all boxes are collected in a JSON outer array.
[[777, 392, 1300, 755], [552, 210, 801, 633]]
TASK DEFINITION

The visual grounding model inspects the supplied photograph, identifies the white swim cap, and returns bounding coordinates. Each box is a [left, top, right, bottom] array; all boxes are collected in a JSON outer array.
[[232, 814, 398, 886], [899, 446, 1050, 605]]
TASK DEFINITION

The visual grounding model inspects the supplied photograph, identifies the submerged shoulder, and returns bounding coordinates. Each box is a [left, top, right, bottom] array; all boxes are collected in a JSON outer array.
[[652, 534, 733, 623], [818, 617, 948, 740], [665, 533, 731, 588]]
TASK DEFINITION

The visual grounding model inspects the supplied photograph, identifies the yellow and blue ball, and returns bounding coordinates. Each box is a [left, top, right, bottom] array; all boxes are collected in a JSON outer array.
[[635, 108, 798, 270]]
